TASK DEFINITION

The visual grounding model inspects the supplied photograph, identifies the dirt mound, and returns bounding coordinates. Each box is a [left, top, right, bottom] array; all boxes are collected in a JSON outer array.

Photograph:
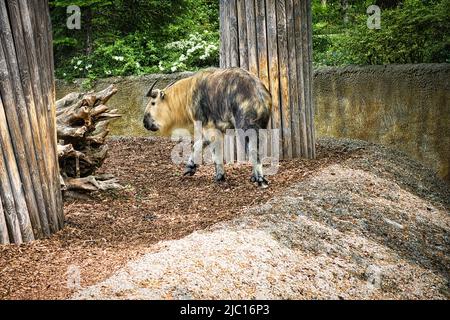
[[73, 138, 449, 300]]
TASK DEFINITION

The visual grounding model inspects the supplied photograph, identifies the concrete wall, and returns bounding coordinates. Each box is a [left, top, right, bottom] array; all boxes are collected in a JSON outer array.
[[313, 64, 449, 182], [56, 64, 450, 181]]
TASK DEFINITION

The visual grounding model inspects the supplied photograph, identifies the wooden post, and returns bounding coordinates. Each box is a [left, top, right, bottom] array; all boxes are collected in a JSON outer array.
[[0, 0, 63, 244], [236, 0, 248, 70], [0, 186, 9, 244], [245, 0, 258, 76], [219, 0, 316, 159], [266, 0, 282, 156]]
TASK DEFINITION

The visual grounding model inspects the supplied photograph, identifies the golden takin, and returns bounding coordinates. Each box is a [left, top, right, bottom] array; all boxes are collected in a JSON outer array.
[[143, 67, 272, 187]]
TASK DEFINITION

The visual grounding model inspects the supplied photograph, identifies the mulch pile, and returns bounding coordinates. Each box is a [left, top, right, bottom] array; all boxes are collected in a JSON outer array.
[[0, 137, 352, 299], [73, 138, 449, 300]]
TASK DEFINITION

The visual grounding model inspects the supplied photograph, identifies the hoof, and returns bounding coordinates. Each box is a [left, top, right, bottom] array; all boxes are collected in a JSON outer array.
[[251, 175, 269, 188], [183, 164, 197, 176], [214, 173, 226, 182]]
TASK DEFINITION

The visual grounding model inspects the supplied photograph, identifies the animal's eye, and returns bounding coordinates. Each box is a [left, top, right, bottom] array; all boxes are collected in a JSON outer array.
[[151, 102, 156, 106]]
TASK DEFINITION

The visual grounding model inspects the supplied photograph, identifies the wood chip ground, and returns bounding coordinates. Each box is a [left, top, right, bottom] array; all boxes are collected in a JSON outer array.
[[1, 137, 448, 299]]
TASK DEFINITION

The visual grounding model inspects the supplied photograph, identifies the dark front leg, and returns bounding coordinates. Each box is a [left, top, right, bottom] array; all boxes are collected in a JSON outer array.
[[184, 139, 210, 176], [184, 160, 198, 176], [250, 161, 268, 188]]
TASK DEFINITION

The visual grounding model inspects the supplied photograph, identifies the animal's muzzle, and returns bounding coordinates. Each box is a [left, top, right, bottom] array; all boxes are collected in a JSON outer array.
[[143, 114, 159, 132]]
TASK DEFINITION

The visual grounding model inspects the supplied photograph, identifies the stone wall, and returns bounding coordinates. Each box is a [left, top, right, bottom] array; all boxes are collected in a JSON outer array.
[[56, 64, 450, 181], [313, 64, 449, 181]]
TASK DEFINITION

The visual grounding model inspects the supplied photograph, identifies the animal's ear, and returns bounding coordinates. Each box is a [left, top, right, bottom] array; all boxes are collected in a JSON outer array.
[[160, 90, 165, 99]]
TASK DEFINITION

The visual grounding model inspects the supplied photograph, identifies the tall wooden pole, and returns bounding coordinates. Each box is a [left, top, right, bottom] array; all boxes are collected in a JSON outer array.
[[0, 0, 63, 244], [219, 0, 316, 159]]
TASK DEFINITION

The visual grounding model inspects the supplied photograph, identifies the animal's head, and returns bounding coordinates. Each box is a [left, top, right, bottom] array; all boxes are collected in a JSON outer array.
[[143, 80, 168, 132]]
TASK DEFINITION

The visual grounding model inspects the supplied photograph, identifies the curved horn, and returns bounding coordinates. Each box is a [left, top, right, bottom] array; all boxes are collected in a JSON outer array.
[[164, 79, 178, 90], [146, 79, 158, 97]]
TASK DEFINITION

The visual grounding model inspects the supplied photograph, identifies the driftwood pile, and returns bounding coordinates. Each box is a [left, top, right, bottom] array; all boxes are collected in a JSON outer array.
[[56, 85, 123, 197]]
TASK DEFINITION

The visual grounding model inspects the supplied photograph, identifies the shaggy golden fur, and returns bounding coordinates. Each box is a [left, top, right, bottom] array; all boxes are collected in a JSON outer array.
[[144, 68, 272, 136]]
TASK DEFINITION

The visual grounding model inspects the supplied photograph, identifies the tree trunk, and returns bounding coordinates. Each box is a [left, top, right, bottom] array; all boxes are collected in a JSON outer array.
[[0, 0, 63, 244], [342, 0, 348, 24], [84, 7, 93, 55]]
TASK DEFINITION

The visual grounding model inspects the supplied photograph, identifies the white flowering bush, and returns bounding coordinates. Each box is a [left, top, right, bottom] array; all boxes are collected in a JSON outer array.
[[157, 31, 219, 73], [56, 33, 161, 82], [56, 31, 219, 85]]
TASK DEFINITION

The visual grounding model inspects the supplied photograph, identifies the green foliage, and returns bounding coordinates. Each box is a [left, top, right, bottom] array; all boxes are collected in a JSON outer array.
[[312, 0, 450, 66], [55, 33, 160, 80], [51, 0, 448, 83], [50, 0, 219, 82]]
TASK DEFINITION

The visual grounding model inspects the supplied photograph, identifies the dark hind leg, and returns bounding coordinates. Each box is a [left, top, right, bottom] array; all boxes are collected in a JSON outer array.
[[250, 151, 268, 188], [184, 139, 210, 176], [245, 126, 268, 188], [212, 135, 225, 182], [203, 128, 226, 182]]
